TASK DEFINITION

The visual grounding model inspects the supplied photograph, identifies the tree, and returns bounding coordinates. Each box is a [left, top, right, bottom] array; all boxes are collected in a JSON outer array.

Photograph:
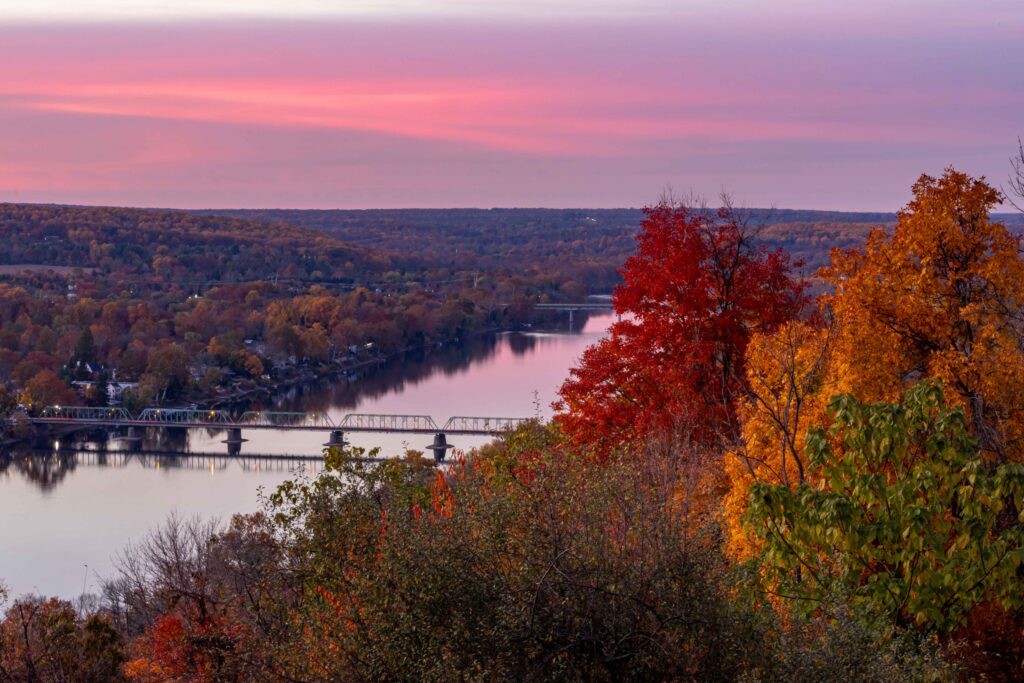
[[1009, 137, 1024, 212], [824, 169, 1024, 462], [72, 327, 97, 367], [557, 199, 803, 454], [0, 597, 126, 682], [110, 514, 301, 682], [0, 385, 17, 418], [725, 319, 833, 557], [90, 371, 110, 407], [141, 344, 192, 402], [745, 381, 1024, 633], [21, 369, 76, 409], [263, 439, 772, 682]]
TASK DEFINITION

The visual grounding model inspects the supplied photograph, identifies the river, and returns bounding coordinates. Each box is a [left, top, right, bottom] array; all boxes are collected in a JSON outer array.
[[0, 314, 611, 599]]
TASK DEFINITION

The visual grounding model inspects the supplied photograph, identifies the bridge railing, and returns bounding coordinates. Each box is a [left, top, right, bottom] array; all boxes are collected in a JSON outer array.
[[534, 303, 614, 310], [238, 411, 335, 428], [339, 414, 440, 431], [39, 406, 134, 421], [34, 406, 532, 435], [136, 408, 233, 424], [441, 416, 530, 433]]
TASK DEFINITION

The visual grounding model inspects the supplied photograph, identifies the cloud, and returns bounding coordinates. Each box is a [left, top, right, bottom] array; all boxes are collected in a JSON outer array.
[[0, 0, 679, 21], [0, 13, 1021, 209]]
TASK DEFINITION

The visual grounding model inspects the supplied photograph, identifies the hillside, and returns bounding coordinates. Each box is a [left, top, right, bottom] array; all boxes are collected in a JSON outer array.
[[0, 204, 390, 284], [195, 208, 642, 290], [197, 207, 1024, 281]]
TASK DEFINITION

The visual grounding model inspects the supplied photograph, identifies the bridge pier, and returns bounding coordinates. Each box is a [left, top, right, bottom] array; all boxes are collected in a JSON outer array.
[[123, 426, 144, 447], [222, 427, 247, 455], [323, 430, 348, 450], [426, 432, 454, 463]]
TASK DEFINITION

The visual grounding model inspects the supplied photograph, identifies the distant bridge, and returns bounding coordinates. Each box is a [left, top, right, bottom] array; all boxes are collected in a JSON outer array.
[[533, 302, 614, 312], [27, 407, 532, 461], [528, 301, 615, 328]]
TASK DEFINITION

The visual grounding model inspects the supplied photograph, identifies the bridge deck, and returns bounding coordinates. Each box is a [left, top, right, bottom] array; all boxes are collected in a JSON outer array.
[[29, 418, 509, 435], [29, 409, 531, 436]]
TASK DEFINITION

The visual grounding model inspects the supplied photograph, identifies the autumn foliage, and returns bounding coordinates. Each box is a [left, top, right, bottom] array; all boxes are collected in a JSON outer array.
[[822, 170, 1024, 462], [8, 168, 1024, 679], [556, 170, 1024, 675], [557, 202, 803, 453]]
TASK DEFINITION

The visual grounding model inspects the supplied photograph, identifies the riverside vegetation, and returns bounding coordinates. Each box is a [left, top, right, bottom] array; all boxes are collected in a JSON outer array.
[[0, 204, 589, 416], [4, 167, 1024, 680]]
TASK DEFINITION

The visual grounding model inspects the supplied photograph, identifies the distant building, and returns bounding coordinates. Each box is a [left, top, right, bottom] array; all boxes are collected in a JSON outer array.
[[71, 380, 139, 402]]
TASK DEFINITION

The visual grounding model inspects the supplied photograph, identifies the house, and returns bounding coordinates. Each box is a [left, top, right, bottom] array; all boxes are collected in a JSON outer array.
[[71, 380, 139, 403]]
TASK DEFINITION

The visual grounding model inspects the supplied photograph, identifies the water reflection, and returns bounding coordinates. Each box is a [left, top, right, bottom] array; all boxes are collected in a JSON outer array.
[[0, 451, 79, 493], [257, 329, 546, 415], [2, 323, 603, 494], [0, 315, 612, 598], [0, 448, 325, 493]]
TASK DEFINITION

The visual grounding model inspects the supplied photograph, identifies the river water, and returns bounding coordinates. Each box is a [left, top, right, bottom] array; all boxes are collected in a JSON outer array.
[[0, 314, 611, 599]]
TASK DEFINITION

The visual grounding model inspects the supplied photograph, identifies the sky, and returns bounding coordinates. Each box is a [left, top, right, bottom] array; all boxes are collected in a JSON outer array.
[[0, 0, 1022, 210]]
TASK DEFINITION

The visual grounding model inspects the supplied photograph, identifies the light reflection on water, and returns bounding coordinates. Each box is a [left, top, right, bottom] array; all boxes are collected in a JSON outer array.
[[0, 315, 611, 598]]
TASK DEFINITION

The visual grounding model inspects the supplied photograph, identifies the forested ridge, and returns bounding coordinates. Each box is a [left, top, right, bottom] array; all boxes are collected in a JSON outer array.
[[0, 204, 385, 282], [198, 205, 1024, 277]]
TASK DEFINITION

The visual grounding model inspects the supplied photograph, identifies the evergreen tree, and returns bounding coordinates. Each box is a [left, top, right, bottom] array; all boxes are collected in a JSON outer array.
[[92, 371, 110, 407]]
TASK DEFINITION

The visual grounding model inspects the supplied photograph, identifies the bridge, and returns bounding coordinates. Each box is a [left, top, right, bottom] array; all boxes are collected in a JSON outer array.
[[532, 301, 614, 328], [27, 406, 532, 462], [533, 302, 613, 312]]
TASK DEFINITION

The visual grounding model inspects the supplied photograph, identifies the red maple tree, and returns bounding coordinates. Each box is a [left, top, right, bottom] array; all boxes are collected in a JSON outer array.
[[556, 201, 803, 454]]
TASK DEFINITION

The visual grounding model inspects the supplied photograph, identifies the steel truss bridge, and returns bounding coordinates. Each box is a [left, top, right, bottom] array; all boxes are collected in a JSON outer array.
[[28, 407, 531, 462], [531, 301, 614, 328], [32, 407, 528, 436], [533, 302, 613, 312]]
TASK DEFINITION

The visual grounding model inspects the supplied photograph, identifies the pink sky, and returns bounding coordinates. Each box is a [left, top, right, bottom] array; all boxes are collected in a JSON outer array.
[[1, 2, 1022, 210]]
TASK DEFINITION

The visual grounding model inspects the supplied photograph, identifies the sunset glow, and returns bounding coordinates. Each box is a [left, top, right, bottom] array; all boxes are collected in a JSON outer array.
[[1, 1, 1021, 208]]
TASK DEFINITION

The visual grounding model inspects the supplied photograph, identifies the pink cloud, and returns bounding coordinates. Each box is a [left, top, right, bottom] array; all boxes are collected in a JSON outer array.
[[0, 15, 1021, 209]]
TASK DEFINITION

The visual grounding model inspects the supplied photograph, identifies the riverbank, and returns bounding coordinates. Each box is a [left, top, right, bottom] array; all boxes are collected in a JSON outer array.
[[1, 316, 588, 448], [193, 310, 591, 412], [0, 314, 614, 599], [196, 323, 524, 411]]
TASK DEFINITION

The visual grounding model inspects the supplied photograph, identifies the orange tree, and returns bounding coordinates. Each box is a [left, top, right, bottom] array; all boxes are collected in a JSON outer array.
[[729, 168, 1024, 555], [0, 596, 126, 682], [725, 319, 833, 557], [823, 169, 1024, 463], [556, 201, 803, 455]]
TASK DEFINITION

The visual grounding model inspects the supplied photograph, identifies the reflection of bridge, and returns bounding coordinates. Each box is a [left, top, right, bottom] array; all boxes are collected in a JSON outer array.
[[49, 449, 327, 470], [3, 450, 328, 490], [29, 407, 532, 461]]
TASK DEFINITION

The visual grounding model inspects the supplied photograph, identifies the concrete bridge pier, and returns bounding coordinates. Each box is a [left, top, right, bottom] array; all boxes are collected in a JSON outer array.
[[426, 432, 454, 464], [323, 430, 348, 450], [223, 428, 247, 455], [31, 422, 52, 448], [123, 426, 144, 447]]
